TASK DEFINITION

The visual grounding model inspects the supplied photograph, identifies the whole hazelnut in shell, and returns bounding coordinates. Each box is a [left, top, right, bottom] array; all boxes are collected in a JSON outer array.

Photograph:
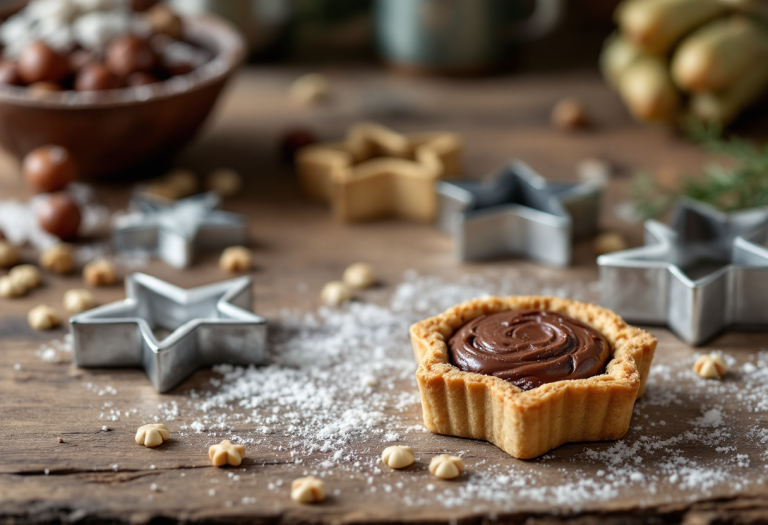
[[37, 192, 81, 240]]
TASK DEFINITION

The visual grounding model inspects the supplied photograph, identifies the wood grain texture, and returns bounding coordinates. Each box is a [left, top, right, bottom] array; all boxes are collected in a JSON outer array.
[[1, 66, 767, 524]]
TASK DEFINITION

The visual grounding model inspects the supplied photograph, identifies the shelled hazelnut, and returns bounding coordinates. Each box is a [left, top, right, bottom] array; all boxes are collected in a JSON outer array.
[[594, 232, 628, 255], [207, 168, 242, 197], [381, 445, 415, 469], [106, 35, 158, 78], [27, 304, 61, 330], [343, 263, 377, 289], [63, 288, 96, 314], [219, 246, 252, 273], [37, 193, 81, 240], [83, 259, 117, 286], [694, 353, 728, 379], [0, 240, 20, 268], [429, 455, 465, 480], [0, 275, 26, 298], [289, 74, 329, 105], [321, 281, 352, 306], [40, 243, 74, 274], [75, 63, 120, 91], [208, 440, 246, 467], [23, 145, 77, 193], [9, 264, 42, 290], [291, 476, 326, 504], [551, 97, 589, 130], [17, 42, 70, 85]]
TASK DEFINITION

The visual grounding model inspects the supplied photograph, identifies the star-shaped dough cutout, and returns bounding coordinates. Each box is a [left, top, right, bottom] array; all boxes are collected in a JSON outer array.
[[112, 192, 247, 268], [296, 122, 462, 222], [209, 439, 246, 467], [598, 198, 768, 345], [436, 161, 602, 266], [70, 273, 267, 393]]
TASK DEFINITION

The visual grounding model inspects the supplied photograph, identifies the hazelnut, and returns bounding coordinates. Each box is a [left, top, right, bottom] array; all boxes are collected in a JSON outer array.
[[219, 246, 252, 273], [147, 168, 198, 200], [0, 275, 26, 298], [146, 4, 183, 40], [594, 232, 628, 255], [429, 454, 465, 480], [206, 168, 242, 197], [83, 258, 117, 286], [208, 439, 246, 467], [9, 264, 42, 290], [23, 145, 77, 193], [551, 97, 589, 130], [381, 445, 415, 469], [106, 35, 158, 78], [37, 193, 81, 240], [694, 354, 727, 379], [27, 304, 61, 330], [320, 281, 352, 306], [63, 288, 97, 314], [577, 158, 612, 184], [135, 423, 170, 447], [343, 262, 377, 289], [75, 63, 121, 91], [280, 128, 317, 163], [126, 71, 157, 87], [290, 476, 326, 504], [289, 73, 329, 105], [18, 42, 70, 84], [0, 240, 20, 268], [40, 243, 74, 274], [0, 61, 22, 86]]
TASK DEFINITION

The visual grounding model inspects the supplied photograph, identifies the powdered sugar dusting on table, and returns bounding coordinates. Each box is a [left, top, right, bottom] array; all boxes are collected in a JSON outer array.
[[53, 271, 768, 511]]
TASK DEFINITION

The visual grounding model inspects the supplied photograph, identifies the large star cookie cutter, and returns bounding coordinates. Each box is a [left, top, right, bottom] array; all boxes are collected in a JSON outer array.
[[70, 273, 267, 393], [598, 199, 768, 346], [296, 121, 462, 222], [410, 296, 656, 459], [436, 161, 602, 266], [112, 192, 247, 268]]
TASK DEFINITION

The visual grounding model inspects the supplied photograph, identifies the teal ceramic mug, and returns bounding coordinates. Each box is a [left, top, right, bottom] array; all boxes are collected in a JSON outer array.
[[375, 0, 563, 73]]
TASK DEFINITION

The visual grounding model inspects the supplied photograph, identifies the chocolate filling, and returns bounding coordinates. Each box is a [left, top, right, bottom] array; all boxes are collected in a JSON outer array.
[[448, 310, 610, 391]]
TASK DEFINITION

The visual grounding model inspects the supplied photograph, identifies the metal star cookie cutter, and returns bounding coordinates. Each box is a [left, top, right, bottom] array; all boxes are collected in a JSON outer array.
[[296, 121, 462, 222], [70, 273, 268, 393], [598, 198, 768, 346], [436, 161, 602, 266], [112, 192, 247, 268]]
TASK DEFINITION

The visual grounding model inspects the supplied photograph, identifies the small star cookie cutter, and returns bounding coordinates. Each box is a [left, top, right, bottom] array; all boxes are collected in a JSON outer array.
[[112, 192, 247, 268], [598, 199, 768, 346], [70, 273, 267, 393], [436, 161, 602, 266], [296, 121, 462, 222]]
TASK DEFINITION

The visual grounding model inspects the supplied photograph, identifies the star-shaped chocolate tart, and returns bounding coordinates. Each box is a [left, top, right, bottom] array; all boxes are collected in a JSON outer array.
[[598, 199, 768, 345], [296, 122, 462, 222], [436, 161, 602, 266]]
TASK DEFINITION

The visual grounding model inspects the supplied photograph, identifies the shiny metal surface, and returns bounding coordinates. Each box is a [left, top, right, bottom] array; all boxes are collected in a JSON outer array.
[[598, 199, 768, 346], [112, 192, 247, 268], [436, 161, 602, 266], [70, 273, 268, 393]]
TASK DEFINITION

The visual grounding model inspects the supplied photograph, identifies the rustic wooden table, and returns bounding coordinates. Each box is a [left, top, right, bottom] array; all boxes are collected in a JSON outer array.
[[1, 67, 767, 524]]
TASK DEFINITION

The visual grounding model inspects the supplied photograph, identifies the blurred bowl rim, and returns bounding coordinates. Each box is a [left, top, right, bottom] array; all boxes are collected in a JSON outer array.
[[0, 12, 246, 109]]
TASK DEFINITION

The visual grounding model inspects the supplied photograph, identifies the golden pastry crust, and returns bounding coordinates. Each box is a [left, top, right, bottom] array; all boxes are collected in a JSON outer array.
[[296, 122, 461, 223], [410, 296, 656, 459]]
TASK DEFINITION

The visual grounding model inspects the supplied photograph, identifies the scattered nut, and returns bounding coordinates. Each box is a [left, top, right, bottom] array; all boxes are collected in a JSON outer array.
[[208, 439, 246, 467], [28, 304, 61, 330], [83, 259, 117, 286], [0, 275, 27, 298], [40, 243, 74, 274], [23, 145, 77, 193], [0, 240, 20, 268], [694, 353, 727, 379], [207, 168, 242, 197], [9, 264, 42, 290], [289, 73, 329, 105], [63, 289, 97, 314], [551, 97, 589, 130], [291, 475, 326, 504], [343, 262, 377, 289], [429, 454, 465, 480], [594, 232, 628, 255], [320, 281, 352, 306], [381, 445, 415, 469], [577, 158, 612, 184], [37, 192, 82, 240], [135, 423, 170, 447], [219, 246, 252, 273], [163, 168, 198, 198]]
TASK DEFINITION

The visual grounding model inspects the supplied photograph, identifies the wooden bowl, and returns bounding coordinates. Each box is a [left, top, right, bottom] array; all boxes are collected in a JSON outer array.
[[0, 14, 246, 180]]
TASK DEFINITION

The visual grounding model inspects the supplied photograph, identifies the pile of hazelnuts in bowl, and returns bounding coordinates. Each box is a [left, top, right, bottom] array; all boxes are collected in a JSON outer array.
[[0, 0, 210, 95]]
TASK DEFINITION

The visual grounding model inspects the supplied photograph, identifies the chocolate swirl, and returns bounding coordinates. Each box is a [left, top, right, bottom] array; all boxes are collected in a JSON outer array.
[[448, 310, 610, 391]]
